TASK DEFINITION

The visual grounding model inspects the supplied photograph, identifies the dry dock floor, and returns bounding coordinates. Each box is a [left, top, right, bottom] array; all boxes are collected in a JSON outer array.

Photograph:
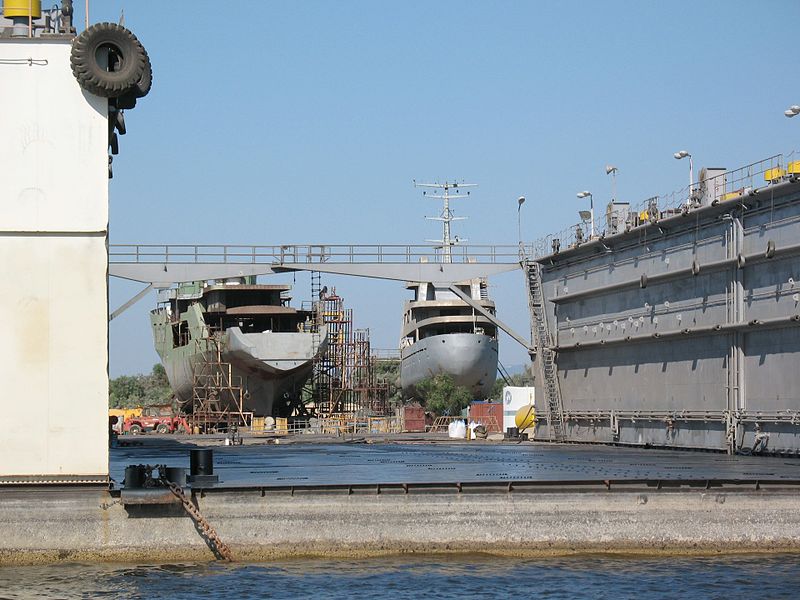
[[111, 435, 800, 488]]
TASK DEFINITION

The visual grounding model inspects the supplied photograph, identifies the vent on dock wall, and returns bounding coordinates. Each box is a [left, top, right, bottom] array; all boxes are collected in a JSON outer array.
[[696, 167, 726, 207], [605, 202, 630, 236]]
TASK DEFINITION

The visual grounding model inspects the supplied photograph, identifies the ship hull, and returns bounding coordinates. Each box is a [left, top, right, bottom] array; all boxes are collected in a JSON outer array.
[[153, 314, 325, 417], [162, 350, 313, 417], [400, 333, 498, 399]]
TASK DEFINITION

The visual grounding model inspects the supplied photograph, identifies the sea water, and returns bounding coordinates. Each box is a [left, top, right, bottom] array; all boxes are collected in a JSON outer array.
[[1, 554, 798, 599]]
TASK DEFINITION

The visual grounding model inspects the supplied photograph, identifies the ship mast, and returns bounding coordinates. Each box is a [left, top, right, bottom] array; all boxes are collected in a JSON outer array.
[[413, 180, 476, 263]]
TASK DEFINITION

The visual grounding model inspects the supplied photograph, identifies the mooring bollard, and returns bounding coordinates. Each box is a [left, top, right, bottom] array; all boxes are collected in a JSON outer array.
[[188, 449, 218, 485], [165, 467, 187, 487], [123, 465, 145, 489]]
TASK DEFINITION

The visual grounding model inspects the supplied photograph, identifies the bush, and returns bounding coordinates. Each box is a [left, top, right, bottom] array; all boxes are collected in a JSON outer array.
[[415, 373, 473, 416]]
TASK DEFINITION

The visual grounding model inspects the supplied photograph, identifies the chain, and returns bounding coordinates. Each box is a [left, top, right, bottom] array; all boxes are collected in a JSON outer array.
[[165, 480, 233, 561]]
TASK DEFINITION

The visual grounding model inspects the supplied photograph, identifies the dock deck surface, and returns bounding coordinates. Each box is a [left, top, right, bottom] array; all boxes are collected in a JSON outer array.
[[110, 437, 800, 489]]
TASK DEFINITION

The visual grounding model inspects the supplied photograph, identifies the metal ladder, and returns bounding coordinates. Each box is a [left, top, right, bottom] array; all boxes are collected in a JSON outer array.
[[525, 260, 565, 441], [308, 271, 326, 415]]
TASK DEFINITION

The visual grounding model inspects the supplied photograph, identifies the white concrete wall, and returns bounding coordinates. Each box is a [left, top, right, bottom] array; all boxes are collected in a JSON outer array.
[[0, 39, 109, 479]]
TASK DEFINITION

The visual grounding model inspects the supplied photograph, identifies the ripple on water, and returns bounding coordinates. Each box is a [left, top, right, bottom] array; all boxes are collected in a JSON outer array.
[[0, 554, 798, 599]]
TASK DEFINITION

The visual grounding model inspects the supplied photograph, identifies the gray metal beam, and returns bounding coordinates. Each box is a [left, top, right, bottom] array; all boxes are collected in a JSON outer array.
[[108, 264, 278, 286], [109, 261, 518, 286], [109, 283, 153, 321], [274, 262, 519, 284], [447, 284, 534, 352]]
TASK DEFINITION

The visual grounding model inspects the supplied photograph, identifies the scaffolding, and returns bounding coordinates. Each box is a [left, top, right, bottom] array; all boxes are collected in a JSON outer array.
[[310, 292, 390, 418], [189, 333, 253, 432]]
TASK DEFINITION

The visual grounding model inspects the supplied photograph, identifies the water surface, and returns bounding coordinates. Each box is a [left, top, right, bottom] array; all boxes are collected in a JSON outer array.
[[1, 554, 798, 599]]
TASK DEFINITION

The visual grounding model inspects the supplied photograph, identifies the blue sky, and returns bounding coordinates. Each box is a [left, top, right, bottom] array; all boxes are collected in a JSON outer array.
[[98, 0, 800, 376]]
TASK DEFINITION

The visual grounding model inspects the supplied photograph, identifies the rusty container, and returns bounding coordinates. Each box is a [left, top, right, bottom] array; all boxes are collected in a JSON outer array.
[[468, 401, 503, 432], [402, 403, 426, 432]]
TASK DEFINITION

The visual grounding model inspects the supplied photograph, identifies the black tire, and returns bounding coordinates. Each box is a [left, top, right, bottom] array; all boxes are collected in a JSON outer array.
[[109, 131, 119, 155], [70, 22, 145, 98], [131, 42, 152, 98], [129, 424, 142, 435], [155, 423, 169, 434]]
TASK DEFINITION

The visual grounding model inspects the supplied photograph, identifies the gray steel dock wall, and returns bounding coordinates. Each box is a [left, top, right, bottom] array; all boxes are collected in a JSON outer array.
[[532, 181, 800, 451]]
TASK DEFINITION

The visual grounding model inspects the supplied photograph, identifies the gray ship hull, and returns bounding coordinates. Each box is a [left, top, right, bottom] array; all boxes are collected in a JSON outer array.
[[162, 342, 315, 417], [400, 333, 497, 399], [153, 312, 325, 416]]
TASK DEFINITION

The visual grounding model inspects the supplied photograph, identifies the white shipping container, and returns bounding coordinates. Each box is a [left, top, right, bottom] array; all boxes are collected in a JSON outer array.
[[502, 386, 535, 432]]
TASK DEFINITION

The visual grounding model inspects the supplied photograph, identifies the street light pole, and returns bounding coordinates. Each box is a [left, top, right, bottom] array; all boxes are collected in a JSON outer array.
[[577, 191, 594, 238], [517, 196, 526, 252], [674, 150, 693, 203], [606, 165, 618, 202]]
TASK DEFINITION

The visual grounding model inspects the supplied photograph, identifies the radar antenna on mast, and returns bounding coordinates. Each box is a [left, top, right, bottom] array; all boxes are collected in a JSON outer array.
[[412, 180, 476, 263]]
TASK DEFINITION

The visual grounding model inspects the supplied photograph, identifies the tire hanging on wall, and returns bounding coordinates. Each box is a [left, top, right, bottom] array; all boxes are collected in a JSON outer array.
[[130, 41, 153, 98], [115, 40, 153, 105], [70, 22, 146, 98]]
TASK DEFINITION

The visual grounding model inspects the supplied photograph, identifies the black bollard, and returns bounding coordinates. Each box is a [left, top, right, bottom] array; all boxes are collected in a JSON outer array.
[[165, 467, 187, 487], [190, 449, 214, 476], [188, 449, 218, 485], [124, 465, 145, 489]]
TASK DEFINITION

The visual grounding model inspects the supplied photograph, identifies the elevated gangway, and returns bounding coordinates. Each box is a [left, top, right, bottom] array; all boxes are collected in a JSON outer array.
[[109, 243, 522, 286], [108, 243, 526, 329]]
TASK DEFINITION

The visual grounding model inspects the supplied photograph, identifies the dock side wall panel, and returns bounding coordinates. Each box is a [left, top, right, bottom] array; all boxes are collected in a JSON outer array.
[[533, 184, 800, 451], [0, 40, 109, 479]]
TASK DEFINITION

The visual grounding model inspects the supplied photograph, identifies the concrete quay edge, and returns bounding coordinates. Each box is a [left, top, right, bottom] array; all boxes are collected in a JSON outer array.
[[1, 488, 800, 565]]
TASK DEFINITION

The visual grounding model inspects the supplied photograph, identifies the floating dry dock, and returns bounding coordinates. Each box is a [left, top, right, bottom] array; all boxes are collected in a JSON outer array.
[[3, 2, 800, 567], [3, 440, 800, 564]]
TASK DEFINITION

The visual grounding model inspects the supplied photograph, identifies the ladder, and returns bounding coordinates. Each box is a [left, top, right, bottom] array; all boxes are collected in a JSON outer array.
[[525, 260, 565, 441]]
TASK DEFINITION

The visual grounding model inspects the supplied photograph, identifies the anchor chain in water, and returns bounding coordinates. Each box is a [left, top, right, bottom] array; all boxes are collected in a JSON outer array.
[[166, 480, 233, 561]]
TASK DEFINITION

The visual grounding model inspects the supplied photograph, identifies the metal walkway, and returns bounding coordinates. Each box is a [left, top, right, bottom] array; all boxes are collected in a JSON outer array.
[[107, 243, 525, 327]]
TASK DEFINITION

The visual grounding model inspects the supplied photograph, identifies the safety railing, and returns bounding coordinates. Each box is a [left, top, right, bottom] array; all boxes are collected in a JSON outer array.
[[371, 348, 401, 361], [529, 153, 792, 259], [109, 243, 524, 265]]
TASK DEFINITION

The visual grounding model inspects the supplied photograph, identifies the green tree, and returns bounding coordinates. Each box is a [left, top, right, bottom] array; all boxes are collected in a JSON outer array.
[[109, 364, 173, 408], [415, 373, 473, 416], [489, 372, 533, 401]]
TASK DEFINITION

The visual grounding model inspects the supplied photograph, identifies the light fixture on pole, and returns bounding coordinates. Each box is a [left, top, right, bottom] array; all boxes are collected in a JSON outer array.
[[605, 165, 618, 202], [576, 191, 594, 238], [785, 105, 800, 118], [673, 150, 693, 203], [517, 196, 526, 247]]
